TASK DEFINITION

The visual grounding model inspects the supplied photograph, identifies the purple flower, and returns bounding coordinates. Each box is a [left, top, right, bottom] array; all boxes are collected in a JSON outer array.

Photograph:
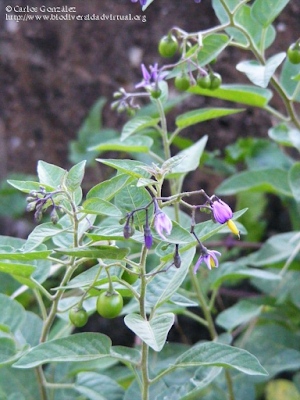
[[193, 249, 221, 273], [136, 63, 168, 89], [144, 226, 153, 249], [154, 210, 172, 240], [212, 199, 233, 224], [131, 0, 147, 5]]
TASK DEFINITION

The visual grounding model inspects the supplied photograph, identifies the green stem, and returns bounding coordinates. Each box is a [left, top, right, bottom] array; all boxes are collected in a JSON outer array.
[[189, 271, 217, 339], [35, 367, 48, 400], [139, 245, 150, 400], [33, 289, 47, 321], [182, 309, 208, 327], [225, 370, 235, 400]]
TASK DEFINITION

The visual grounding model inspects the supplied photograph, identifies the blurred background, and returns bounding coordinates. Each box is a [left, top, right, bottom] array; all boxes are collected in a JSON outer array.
[[1, 0, 300, 238]]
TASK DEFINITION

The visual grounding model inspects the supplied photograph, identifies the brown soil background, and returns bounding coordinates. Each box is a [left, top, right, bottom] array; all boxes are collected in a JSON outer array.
[[0, 0, 300, 236]]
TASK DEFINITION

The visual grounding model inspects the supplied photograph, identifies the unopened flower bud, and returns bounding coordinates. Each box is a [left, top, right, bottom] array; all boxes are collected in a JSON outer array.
[[26, 202, 36, 212], [123, 218, 134, 239], [50, 208, 59, 225], [144, 226, 153, 250], [173, 244, 181, 268], [34, 209, 43, 223], [26, 196, 37, 203], [111, 100, 120, 111], [113, 91, 122, 99]]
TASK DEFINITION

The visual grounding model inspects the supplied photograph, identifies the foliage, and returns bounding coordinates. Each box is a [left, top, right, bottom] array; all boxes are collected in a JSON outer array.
[[1, 1, 300, 399]]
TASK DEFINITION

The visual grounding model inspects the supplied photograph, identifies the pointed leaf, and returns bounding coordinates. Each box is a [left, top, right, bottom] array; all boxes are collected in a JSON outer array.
[[96, 159, 150, 179], [176, 108, 244, 129], [174, 342, 268, 376], [90, 136, 153, 153], [7, 180, 53, 194], [14, 333, 112, 368], [0, 294, 26, 333], [124, 313, 175, 352], [37, 161, 66, 189], [189, 84, 272, 107], [236, 53, 286, 88], [251, 0, 290, 27], [75, 372, 125, 400], [167, 136, 208, 177], [66, 161, 86, 191], [87, 174, 132, 201], [121, 117, 160, 141], [216, 300, 263, 331], [82, 198, 122, 217], [23, 223, 66, 252], [0, 262, 36, 278], [54, 246, 129, 260], [216, 168, 292, 197]]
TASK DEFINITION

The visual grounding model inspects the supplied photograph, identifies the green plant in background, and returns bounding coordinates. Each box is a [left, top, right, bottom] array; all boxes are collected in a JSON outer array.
[[1, 1, 300, 399]]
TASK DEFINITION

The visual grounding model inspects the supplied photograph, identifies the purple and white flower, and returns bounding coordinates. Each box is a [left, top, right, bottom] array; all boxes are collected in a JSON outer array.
[[193, 249, 221, 273], [135, 63, 168, 89], [154, 210, 172, 240], [212, 199, 233, 224]]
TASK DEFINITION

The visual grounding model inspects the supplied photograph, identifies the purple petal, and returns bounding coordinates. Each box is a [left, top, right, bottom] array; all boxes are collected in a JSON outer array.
[[141, 64, 151, 81], [212, 200, 233, 224], [193, 256, 203, 274]]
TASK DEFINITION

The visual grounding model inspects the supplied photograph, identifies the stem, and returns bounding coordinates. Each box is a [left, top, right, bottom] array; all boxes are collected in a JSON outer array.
[[35, 367, 48, 400], [33, 289, 47, 321], [225, 370, 235, 400], [182, 309, 208, 327], [139, 245, 150, 400], [189, 271, 217, 339]]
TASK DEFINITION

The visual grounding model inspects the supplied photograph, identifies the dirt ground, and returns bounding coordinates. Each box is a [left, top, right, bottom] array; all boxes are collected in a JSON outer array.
[[0, 0, 300, 235]]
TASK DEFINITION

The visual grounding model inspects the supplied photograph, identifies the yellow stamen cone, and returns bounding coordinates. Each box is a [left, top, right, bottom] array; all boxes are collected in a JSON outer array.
[[227, 219, 240, 239], [209, 256, 216, 268]]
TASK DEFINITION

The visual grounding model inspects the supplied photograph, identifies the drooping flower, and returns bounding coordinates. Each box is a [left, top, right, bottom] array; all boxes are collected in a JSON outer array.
[[144, 225, 153, 249], [212, 198, 240, 238], [193, 249, 221, 273], [154, 209, 172, 240], [135, 63, 168, 89], [131, 0, 147, 5]]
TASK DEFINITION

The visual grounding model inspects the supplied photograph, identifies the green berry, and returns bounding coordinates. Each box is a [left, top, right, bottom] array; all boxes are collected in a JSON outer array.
[[69, 308, 88, 328], [210, 73, 222, 90], [158, 35, 178, 58], [287, 43, 300, 64], [96, 291, 123, 319], [175, 74, 190, 91], [197, 75, 211, 89]]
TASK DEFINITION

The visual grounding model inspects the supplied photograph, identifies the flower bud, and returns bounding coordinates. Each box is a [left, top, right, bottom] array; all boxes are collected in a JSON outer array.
[[144, 226, 153, 250], [34, 209, 43, 223], [173, 244, 181, 268], [26, 202, 36, 212], [50, 208, 59, 225]]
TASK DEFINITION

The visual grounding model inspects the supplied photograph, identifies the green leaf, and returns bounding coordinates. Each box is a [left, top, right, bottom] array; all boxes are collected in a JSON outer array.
[[269, 124, 300, 151], [14, 333, 112, 368], [280, 58, 300, 102], [54, 246, 129, 260], [210, 263, 281, 290], [121, 117, 160, 141], [216, 300, 263, 331], [37, 161, 66, 189], [124, 313, 175, 352], [167, 136, 208, 177], [87, 174, 132, 201], [75, 372, 125, 400], [213, 1, 276, 49], [0, 262, 36, 278], [76, 375, 124, 400], [289, 163, 300, 202], [216, 168, 293, 197], [176, 108, 244, 129], [0, 338, 20, 366], [115, 181, 153, 226], [168, 34, 230, 78], [236, 53, 286, 88], [0, 368, 40, 399], [0, 250, 51, 261], [66, 161, 86, 191], [174, 342, 268, 376], [110, 346, 141, 366], [82, 198, 122, 217], [189, 84, 272, 107], [249, 232, 299, 266], [90, 137, 153, 153], [251, 0, 290, 27], [7, 180, 53, 194], [0, 294, 26, 333], [23, 223, 66, 252], [148, 248, 195, 309], [96, 159, 150, 179]]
